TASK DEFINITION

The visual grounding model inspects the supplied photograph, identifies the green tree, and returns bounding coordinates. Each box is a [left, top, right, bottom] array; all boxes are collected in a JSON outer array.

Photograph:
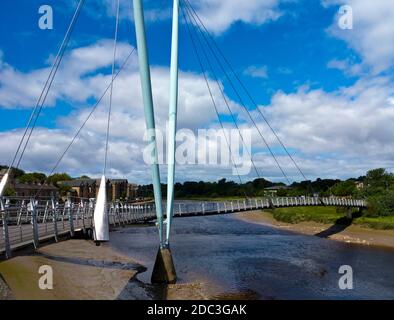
[[18, 172, 47, 184], [361, 168, 394, 198], [4, 186, 16, 196], [47, 173, 72, 186], [331, 180, 357, 196], [0, 166, 25, 178]]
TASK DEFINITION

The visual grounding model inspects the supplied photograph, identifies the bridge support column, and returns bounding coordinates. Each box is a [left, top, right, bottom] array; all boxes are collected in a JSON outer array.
[[346, 207, 354, 219], [151, 246, 177, 284], [133, 0, 164, 245]]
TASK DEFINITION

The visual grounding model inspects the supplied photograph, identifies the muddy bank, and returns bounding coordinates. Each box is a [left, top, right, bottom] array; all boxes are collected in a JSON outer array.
[[0, 240, 146, 300], [236, 211, 394, 249]]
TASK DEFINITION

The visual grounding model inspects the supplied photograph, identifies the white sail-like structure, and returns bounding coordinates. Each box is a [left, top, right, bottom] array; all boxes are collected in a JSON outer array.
[[93, 175, 109, 241], [0, 172, 9, 197]]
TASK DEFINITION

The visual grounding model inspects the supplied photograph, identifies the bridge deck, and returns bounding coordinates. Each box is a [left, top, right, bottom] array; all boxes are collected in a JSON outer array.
[[0, 196, 366, 258]]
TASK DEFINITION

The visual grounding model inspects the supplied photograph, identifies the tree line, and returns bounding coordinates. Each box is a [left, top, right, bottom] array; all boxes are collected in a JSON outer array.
[[2, 165, 393, 217]]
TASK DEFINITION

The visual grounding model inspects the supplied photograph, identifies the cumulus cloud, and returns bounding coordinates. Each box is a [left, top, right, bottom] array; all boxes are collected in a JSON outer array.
[[0, 40, 135, 109], [0, 40, 244, 183], [324, 0, 394, 73], [242, 76, 394, 176], [244, 65, 268, 79], [327, 59, 363, 77], [95, 0, 283, 34], [188, 0, 282, 34]]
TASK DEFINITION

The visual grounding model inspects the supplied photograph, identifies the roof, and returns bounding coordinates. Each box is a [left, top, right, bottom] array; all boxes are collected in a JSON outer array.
[[264, 185, 290, 190], [109, 179, 128, 183], [14, 183, 58, 190], [60, 178, 131, 187], [60, 179, 97, 187]]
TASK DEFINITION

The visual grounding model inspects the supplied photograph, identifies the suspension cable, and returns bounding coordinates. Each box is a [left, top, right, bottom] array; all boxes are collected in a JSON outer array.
[[182, 5, 262, 181], [104, 0, 120, 175], [183, 0, 307, 183], [181, 5, 248, 197], [182, 0, 290, 185], [33, 48, 136, 199], [13, 0, 85, 171]]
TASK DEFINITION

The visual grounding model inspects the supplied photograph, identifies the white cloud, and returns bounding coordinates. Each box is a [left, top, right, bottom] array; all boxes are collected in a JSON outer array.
[[0, 40, 135, 109], [244, 65, 268, 79], [189, 0, 282, 34], [84, 0, 283, 34], [2, 32, 394, 183], [327, 59, 363, 77], [324, 0, 394, 73], [247, 76, 394, 172], [0, 40, 244, 183]]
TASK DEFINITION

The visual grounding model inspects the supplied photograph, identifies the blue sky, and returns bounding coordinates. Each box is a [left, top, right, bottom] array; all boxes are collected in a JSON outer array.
[[1, 0, 394, 183]]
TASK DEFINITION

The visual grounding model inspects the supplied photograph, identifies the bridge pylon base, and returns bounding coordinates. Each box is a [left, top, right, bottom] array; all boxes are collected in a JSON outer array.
[[151, 247, 177, 284]]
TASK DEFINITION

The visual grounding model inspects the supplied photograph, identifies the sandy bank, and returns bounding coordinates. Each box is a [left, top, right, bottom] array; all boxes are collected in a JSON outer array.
[[236, 211, 394, 249], [0, 240, 144, 300]]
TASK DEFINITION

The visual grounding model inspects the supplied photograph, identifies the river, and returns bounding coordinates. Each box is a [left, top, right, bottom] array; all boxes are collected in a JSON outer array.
[[109, 213, 394, 299]]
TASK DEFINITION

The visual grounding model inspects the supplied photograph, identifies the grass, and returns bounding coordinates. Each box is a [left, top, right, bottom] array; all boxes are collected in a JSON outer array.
[[353, 216, 394, 230], [267, 206, 394, 230], [270, 206, 343, 224]]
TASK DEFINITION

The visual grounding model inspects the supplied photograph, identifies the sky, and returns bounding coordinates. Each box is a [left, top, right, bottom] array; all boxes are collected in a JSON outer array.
[[1, 0, 394, 184]]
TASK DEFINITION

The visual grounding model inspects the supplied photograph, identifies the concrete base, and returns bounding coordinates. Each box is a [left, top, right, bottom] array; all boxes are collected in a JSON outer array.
[[151, 247, 177, 284]]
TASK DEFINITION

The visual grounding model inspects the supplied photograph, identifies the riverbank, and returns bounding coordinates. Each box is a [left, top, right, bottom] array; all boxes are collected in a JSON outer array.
[[236, 210, 394, 249], [0, 238, 213, 300], [0, 240, 145, 299]]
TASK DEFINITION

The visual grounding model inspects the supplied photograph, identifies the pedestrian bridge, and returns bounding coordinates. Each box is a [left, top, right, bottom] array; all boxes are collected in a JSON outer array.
[[0, 196, 366, 258]]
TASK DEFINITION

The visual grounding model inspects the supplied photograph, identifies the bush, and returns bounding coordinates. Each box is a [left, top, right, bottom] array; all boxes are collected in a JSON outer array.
[[366, 191, 394, 217]]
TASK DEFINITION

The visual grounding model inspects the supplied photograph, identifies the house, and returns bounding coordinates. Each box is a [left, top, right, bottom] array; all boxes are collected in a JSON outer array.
[[263, 185, 291, 196], [59, 179, 97, 199], [0, 168, 59, 198], [354, 181, 364, 190], [59, 178, 138, 202]]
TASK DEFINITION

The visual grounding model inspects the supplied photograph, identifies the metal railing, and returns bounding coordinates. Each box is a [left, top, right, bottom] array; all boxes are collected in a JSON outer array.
[[0, 196, 366, 258]]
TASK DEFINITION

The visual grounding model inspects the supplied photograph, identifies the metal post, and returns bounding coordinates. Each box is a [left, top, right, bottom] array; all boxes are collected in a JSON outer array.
[[133, 0, 164, 247], [51, 196, 59, 242], [31, 199, 39, 249], [1, 197, 11, 259], [166, 0, 180, 246], [67, 196, 74, 237]]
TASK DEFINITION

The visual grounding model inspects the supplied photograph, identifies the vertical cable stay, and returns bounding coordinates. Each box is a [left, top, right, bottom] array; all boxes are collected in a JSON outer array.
[[181, 5, 248, 198], [13, 0, 86, 171], [33, 48, 136, 199], [182, 0, 307, 184], [182, 0, 290, 185], [182, 4, 262, 181], [104, 0, 121, 175]]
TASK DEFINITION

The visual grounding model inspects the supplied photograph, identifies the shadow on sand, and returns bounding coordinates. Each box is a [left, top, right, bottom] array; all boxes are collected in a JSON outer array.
[[314, 213, 360, 238]]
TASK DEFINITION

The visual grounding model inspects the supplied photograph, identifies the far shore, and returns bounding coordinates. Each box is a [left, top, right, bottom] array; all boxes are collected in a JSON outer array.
[[236, 210, 394, 250]]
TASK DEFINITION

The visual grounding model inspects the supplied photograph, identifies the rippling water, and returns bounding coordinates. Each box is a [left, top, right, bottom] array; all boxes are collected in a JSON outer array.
[[109, 213, 394, 299]]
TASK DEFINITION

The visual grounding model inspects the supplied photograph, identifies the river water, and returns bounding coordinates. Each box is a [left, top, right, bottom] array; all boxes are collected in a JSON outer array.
[[109, 213, 394, 300]]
